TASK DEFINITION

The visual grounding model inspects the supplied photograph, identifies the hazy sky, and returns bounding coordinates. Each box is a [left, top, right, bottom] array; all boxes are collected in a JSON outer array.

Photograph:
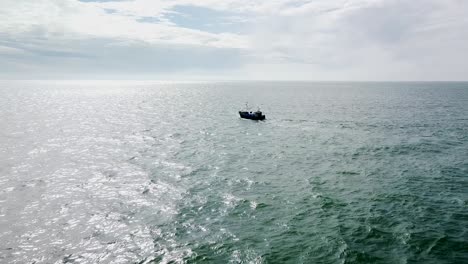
[[1, 0, 467, 80]]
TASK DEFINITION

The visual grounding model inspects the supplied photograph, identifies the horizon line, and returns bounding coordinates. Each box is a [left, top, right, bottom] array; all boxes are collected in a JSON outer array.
[[1, 79, 468, 83]]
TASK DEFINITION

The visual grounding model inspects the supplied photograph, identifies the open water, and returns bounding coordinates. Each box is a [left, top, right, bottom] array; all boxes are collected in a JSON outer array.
[[0, 81, 467, 263]]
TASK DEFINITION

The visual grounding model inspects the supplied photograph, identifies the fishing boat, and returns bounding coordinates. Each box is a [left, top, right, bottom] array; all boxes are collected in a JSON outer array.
[[239, 103, 265, 120]]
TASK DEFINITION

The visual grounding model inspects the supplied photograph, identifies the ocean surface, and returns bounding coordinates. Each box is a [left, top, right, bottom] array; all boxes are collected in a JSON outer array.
[[0, 81, 467, 264]]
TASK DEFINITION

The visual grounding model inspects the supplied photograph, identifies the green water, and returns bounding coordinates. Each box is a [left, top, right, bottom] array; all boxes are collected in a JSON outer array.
[[0, 81, 467, 263]]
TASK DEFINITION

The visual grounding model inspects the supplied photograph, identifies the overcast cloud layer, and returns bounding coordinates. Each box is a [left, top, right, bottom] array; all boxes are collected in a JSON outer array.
[[1, 0, 467, 80]]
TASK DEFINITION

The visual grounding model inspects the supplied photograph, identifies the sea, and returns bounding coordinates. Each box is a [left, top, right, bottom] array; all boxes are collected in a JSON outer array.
[[0, 81, 467, 264]]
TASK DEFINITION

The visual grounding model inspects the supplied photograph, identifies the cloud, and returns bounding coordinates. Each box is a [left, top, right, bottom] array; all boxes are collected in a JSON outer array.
[[0, 45, 26, 55], [0, 0, 247, 48], [246, 0, 468, 80], [0, 36, 246, 79], [0, 0, 468, 80]]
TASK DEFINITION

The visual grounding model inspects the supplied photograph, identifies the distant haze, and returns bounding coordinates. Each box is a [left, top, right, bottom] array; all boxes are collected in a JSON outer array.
[[1, 0, 468, 81]]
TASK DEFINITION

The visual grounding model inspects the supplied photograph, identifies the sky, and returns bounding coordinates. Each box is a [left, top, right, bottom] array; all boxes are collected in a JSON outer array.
[[1, 0, 467, 80]]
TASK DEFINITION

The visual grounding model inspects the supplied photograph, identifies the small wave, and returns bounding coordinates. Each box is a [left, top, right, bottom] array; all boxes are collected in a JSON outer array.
[[337, 171, 360, 175], [352, 141, 451, 158]]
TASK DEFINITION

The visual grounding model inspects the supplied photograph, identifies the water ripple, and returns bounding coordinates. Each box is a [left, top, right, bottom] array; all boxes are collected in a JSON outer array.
[[0, 81, 467, 263]]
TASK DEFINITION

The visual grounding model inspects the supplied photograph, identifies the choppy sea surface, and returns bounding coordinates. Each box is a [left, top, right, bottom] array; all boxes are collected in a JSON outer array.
[[0, 81, 467, 264]]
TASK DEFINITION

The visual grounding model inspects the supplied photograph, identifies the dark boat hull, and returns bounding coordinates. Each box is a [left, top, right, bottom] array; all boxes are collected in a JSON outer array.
[[239, 111, 265, 120]]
